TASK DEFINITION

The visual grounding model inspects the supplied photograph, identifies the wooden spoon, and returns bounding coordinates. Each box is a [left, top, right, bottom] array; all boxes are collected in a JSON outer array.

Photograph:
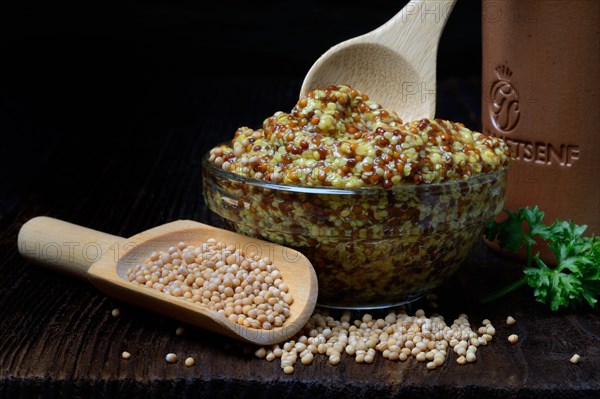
[[300, 0, 457, 121], [18, 216, 318, 346]]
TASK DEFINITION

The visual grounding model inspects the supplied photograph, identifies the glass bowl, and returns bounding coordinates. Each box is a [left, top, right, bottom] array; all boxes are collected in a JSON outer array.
[[202, 154, 507, 309]]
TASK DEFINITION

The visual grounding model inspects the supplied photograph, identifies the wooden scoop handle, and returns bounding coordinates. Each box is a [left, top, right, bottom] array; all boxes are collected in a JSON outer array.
[[18, 216, 124, 280]]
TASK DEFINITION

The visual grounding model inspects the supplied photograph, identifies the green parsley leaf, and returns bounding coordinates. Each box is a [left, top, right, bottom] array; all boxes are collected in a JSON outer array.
[[484, 209, 529, 252], [519, 206, 548, 239], [483, 206, 600, 311]]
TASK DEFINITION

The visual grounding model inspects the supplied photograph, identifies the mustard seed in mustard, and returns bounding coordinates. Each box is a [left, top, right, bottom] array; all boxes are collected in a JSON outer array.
[[209, 85, 510, 188]]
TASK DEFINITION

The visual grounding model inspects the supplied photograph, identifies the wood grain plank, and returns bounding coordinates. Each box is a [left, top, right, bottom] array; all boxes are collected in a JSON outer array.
[[1, 78, 598, 398]]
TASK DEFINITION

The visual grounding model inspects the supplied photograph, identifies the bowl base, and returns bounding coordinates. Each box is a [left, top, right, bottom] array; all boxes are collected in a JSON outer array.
[[316, 291, 427, 310]]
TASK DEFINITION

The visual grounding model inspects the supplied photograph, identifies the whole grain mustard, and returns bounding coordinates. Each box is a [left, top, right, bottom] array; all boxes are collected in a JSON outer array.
[[209, 85, 510, 188]]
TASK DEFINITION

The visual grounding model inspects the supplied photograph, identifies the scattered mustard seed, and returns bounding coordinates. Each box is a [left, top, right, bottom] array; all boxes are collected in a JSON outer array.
[[111, 308, 120, 317], [301, 353, 314, 365], [466, 352, 477, 363], [570, 354, 581, 364], [254, 348, 267, 359], [508, 334, 519, 344], [329, 353, 341, 365], [175, 326, 185, 336], [185, 357, 195, 367], [165, 353, 177, 363], [121, 351, 131, 359], [506, 316, 516, 326], [254, 308, 495, 374]]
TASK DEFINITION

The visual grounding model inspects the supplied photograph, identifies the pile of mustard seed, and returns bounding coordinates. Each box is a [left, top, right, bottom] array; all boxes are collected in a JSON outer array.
[[254, 307, 496, 374], [126, 240, 293, 330]]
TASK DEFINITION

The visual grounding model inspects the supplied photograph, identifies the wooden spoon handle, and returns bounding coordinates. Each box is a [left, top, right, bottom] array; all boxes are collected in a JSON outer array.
[[18, 216, 124, 280]]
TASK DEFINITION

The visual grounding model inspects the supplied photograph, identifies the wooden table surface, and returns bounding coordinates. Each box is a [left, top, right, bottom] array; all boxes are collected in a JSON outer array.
[[1, 78, 598, 398]]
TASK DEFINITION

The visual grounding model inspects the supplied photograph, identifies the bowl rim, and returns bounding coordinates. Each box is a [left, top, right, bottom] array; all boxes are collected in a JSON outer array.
[[202, 150, 507, 195]]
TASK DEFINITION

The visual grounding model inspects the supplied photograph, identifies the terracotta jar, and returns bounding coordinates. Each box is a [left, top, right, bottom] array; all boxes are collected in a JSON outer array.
[[482, 0, 600, 262]]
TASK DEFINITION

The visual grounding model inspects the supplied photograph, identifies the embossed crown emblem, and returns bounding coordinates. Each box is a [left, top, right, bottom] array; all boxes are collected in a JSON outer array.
[[495, 64, 513, 80]]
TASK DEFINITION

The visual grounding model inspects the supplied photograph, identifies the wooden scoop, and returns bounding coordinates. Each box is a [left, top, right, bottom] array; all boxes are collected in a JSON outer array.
[[17, 216, 318, 346], [300, 0, 457, 121]]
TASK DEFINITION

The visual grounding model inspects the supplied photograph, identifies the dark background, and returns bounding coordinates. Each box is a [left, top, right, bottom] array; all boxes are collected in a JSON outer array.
[[0, 0, 481, 223]]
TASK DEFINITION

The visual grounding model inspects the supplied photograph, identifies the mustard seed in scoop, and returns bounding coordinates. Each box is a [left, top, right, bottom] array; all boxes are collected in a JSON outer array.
[[126, 240, 294, 330]]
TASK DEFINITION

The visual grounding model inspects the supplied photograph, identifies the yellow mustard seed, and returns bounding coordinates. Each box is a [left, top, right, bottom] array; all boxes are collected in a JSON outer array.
[[329, 354, 341, 365], [126, 241, 293, 331], [570, 354, 581, 364], [184, 357, 195, 367], [165, 353, 177, 363], [466, 352, 477, 363], [253, 308, 495, 374], [301, 353, 314, 365], [254, 348, 267, 359]]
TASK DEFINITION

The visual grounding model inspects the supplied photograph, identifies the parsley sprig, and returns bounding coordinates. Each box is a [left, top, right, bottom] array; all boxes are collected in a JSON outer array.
[[483, 206, 600, 311]]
